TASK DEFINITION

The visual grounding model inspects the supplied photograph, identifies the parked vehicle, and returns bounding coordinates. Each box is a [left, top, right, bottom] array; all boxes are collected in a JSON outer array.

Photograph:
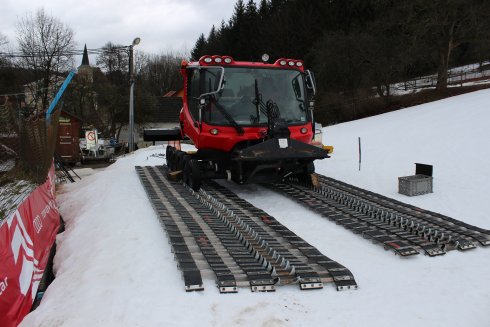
[[145, 55, 330, 190]]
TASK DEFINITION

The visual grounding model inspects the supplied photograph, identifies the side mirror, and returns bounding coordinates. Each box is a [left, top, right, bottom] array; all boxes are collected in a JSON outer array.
[[198, 98, 206, 128], [199, 67, 225, 99], [305, 70, 316, 97]]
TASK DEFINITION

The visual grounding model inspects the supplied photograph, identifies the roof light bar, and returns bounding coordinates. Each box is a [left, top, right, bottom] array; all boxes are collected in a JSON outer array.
[[199, 55, 235, 65], [276, 58, 288, 66], [274, 58, 304, 68]]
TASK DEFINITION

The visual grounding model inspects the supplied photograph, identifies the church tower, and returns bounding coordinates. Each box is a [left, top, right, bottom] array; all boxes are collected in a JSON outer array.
[[77, 44, 93, 83]]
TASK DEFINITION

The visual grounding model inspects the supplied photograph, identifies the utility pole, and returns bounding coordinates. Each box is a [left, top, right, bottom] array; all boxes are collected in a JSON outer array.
[[128, 37, 141, 153]]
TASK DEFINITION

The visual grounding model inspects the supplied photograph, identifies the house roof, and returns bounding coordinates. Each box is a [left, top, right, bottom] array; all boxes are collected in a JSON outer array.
[[163, 91, 177, 97], [60, 109, 83, 122], [163, 88, 184, 98]]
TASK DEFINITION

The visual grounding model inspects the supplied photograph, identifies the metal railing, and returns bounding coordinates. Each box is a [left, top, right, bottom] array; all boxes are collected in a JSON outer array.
[[393, 62, 490, 93]]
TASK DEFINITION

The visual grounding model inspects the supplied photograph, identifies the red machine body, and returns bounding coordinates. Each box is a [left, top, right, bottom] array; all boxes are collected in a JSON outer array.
[[179, 56, 314, 152], [161, 55, 329, 190]]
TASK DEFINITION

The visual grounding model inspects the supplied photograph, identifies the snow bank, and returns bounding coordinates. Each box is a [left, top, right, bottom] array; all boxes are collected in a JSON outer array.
[[20, 90, 490, 327]]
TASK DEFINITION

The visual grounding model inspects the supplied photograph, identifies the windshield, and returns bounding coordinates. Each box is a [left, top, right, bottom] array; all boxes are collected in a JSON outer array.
[[202, 67, 308, 126]]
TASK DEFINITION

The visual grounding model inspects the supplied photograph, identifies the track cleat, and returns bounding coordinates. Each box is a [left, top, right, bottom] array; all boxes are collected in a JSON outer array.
[[335, 279, 358, 291], [183, 269, 205, 292], [248, 273, 276, 292], [297, 271, 323, 290], [217, 275, 238, 294], [383, 241, 419, 256], [457, 240, 477, 251], [420, 244, 446, 256], [474, 235, 490, 246]]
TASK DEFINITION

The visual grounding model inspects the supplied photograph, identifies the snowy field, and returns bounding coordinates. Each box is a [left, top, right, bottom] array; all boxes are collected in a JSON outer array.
[[20, 90, 490, 326]]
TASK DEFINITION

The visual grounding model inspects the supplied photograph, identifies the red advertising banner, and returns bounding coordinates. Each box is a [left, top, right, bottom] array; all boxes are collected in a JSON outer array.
[[0, 164, 60, 327]]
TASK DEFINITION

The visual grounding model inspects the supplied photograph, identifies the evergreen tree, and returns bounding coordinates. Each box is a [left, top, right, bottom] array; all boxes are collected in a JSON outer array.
[[227, 0, 246, 57], [258, 0, 270, 21], [206, 25, 219, 54], [242, 0, 260, 60], [189, 0, 490, 122], [191, 33, 207, 60]]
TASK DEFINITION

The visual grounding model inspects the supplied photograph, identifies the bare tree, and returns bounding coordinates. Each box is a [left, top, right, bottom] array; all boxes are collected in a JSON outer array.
[[90, 47, 181, 140], [15, 8, 75, 112], [405, 0, 490, 90], [139, 51, 184, 96], [96, 42, 129, 75], [0, 33, 7, 48], [0, 33, 10, 67]]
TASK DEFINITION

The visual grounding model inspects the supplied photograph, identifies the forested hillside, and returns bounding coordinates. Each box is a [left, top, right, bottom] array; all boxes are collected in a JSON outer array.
[[191, 0, 490, 123]]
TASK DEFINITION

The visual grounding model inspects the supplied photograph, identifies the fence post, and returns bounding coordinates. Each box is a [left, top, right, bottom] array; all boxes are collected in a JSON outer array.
[[358, 137, 362, 171]]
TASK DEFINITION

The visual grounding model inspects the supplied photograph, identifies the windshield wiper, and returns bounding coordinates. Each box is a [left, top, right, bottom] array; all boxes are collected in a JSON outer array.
[[250, 79, 282, 137], [212, 97, 244, 135], [251, 79, 271, 123], [252, 79, 261, 123]]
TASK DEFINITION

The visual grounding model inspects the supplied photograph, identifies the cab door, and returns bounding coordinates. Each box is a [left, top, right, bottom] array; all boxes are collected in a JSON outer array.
[[182, 68, 201, 147]]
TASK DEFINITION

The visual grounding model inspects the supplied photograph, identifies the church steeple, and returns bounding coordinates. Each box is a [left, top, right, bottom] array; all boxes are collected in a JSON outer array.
[[78, 44, 92, 83], [81, 44, 90, 66]]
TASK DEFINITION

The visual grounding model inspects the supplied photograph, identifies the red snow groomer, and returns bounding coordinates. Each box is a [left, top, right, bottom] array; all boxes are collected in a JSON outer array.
[[146, 55, 330, 190]]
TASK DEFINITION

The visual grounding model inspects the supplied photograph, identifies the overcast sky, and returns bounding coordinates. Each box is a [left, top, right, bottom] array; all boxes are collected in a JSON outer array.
[[1, 0, 237, 56]]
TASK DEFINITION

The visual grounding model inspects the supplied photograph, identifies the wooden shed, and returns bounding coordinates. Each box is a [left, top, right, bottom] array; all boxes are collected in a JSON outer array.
[[55, 110, 82, 164]]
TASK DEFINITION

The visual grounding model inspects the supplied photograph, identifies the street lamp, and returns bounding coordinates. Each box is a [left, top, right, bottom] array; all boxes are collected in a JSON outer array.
[[128, 37, 141, 153]]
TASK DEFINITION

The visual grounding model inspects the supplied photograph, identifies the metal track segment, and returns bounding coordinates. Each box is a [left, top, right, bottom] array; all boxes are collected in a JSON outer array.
[[317, 183, 475, 251], [141, 165, 277, 292], [201, 180, 358, 291], [152, 166, 280, 292], [314, 178, 489, 249], [148, 166, 242, 293], [266, 174, 489, 258], [136, 165, 358, 293], [270, 182, 425, 257], [193, 196, 277, 292], [197, 188, 307, 290], [317, 176, 490, 247], [198, 185, 321, 289], [136, 166, 204, 292], [320, 175, 490, 237], [136, 166, 357, 293]]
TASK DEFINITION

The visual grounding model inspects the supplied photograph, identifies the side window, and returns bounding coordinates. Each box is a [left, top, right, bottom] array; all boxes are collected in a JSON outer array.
[[201, 69, 220, 94], [187, 68, 200, 120]]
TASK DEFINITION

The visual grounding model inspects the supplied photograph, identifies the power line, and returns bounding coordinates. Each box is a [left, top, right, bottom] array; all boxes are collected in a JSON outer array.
[[0, 46, 131, 59]]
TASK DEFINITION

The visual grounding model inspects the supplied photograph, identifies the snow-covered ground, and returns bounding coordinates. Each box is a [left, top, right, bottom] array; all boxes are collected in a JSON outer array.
[[20, 90, 490, 326]]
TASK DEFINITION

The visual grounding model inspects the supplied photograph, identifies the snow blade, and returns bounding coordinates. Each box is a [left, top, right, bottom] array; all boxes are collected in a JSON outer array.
[[234, 137, 330, 162], [143, 128, 182, 142]]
